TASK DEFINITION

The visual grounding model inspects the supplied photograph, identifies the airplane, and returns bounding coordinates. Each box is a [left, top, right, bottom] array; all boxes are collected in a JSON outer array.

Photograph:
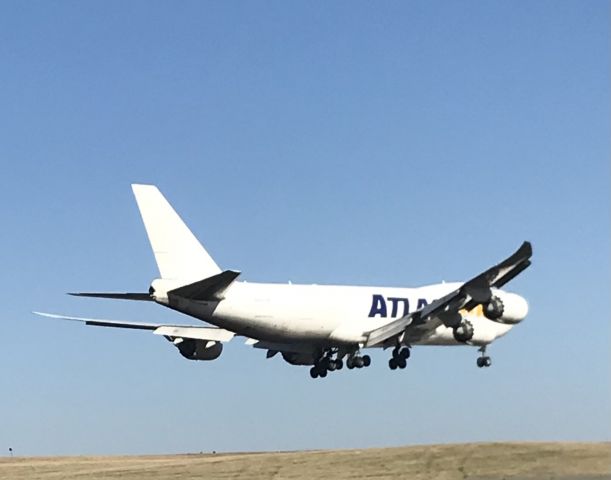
[[35, 184, 532, 379]]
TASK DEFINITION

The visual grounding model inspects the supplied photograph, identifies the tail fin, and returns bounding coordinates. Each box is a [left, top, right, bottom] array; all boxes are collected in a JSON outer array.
[[131, 184, 221, 284]]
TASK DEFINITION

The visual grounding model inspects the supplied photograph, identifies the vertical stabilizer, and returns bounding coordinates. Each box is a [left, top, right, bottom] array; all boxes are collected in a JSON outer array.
[[131, 184, 221, 284]]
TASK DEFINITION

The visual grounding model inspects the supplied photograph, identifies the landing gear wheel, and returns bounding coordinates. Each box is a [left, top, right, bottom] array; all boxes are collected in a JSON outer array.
[[397, 357, 407, 369], [477, 356, 492, 368], [389, 358, 398, 370], [327, 361, 337, 372], [335, 359, 344, 370], [310, 367, 319, 378], [354, 356, 365, 368], [400, 348, 410, 360], [318, 368, 327, 378], [362, 355, 371, 367]]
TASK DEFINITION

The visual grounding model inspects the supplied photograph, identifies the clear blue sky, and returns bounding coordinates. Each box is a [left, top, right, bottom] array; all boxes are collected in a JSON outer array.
[[0, 1, 608, 456]]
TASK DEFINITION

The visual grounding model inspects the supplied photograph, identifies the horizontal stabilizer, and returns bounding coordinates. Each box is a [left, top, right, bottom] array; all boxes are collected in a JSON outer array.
[[68, 292, 153, 301], [168, 270, 240, 301]]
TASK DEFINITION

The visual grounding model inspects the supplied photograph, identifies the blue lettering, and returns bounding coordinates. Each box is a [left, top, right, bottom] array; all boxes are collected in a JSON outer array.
[[417, 298, 428, 309], [387, 297, 410, 317], [368, 294, 387, 317]]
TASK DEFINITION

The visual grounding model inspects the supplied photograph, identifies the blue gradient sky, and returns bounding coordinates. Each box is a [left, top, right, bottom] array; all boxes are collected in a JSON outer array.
[[0, 1, 609, 456]]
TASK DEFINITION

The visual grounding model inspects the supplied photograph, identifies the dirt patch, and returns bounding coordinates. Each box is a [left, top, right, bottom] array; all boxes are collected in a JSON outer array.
[[0, 442, 609, 480]]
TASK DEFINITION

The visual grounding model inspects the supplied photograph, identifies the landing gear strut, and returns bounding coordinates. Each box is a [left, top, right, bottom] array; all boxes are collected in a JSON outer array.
[[476, 346, 492, 368], [388, 346, 410, 370]]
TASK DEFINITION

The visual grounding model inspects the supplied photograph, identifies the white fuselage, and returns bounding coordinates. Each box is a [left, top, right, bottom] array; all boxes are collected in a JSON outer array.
[[153, 281, 521, 348]]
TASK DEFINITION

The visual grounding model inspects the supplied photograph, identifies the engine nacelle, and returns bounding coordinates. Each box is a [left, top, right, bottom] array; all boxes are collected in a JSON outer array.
[[281, 351, 315, 366], [483, 291, 529, 324], [175, 339, 223, 361]]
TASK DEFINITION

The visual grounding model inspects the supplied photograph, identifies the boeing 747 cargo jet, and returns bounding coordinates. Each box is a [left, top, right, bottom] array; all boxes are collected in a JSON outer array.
[[36, 185, 532, 379]]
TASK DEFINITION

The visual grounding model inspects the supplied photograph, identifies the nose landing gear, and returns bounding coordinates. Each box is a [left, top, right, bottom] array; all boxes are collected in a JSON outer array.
[[476, 346, 492, 368]]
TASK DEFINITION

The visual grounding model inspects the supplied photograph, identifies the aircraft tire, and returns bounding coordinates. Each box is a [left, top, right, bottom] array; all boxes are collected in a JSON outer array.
[[335, 359, 343, 370], [476, 357, 485, 368], [397, 357, 407, 369], [354, 357, 365, 368], [319, 368, 327, 378], [484, 356, 492, 367], [400, 348, 411, 360], [310, 367, 319, 378], [362, 355, 371, 367], [389, 358, 398, 370]]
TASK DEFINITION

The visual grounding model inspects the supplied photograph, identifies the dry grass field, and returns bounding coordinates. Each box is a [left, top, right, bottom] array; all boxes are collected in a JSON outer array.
[[0, 442, 609, 480]]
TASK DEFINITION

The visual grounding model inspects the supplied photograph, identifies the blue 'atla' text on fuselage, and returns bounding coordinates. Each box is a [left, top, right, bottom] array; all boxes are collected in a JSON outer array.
[[368, 294, 429, 318]]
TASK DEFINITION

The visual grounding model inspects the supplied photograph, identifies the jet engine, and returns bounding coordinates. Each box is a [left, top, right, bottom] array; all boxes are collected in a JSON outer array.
[[175, 338, 223, 361], [281, 351, 315, 366], [482, 291, 529, 324]]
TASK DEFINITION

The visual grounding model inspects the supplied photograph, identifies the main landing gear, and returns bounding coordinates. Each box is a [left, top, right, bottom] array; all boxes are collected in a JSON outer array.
[[309, 351, 371, 379], [346, 354, 371, 370], [309, 354, 339, 379], [476, 346, 492, 368], [388, 346, 410, 370]]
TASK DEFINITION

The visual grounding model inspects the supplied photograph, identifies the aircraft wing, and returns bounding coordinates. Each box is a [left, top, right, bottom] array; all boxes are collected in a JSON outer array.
[[33, 311, 235, 342], [363, 241, 532, 347]]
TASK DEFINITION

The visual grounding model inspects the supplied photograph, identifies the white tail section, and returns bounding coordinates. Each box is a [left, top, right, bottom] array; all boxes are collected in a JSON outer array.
[[131, 184, 221, 283]]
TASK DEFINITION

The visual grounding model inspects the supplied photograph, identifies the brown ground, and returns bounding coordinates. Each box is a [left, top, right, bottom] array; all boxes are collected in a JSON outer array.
[[0, 442, 609, 480]]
